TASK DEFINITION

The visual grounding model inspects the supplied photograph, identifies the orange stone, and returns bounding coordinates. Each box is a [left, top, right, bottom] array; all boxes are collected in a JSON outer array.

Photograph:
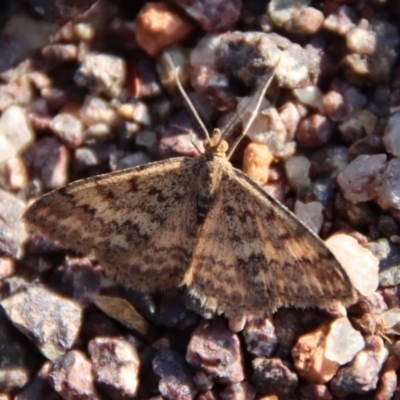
[[134, 3, 194, 56], [242, 142, 273, 186]]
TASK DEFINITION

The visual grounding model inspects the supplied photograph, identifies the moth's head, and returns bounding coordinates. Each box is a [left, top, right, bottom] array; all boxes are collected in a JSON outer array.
[[203, 128, 229, 156]]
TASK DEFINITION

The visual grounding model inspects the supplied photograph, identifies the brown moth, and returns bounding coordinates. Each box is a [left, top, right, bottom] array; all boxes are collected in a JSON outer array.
[[24, 56, 358, 318]]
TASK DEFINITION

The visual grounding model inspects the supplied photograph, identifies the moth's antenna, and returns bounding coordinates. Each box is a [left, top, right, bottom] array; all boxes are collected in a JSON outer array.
[[226, 58, 280, 160], [164, 53, 211, 141]]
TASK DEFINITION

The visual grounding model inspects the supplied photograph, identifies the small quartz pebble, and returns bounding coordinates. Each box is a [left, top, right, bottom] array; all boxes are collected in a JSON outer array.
[[80, 95, 118, 127], [292, 323, 340, 384], [242, 143, 273, 186], [134, 3, 194, 57], [321, 91, 349, 122], [294, 201, 324, 234], [378, 158, 400, 210], [174, 0, 241, 31], [49, 350, 100, 400], [279, 102, 301, 140], [330, 335, 388, 397], [325, 233, 379, 297], [0, 189, 27, 258], [252, 357, 298, 398], [285, 156, 311, 191], [88, 337, 140, 398], [0, 156, 29, 191], [337, 154, 387, 203], [380, 308, 400, 332], [267, 0, 309, 28], [0, 105, 34, 163], [23, 137, 69, 191], [325, 318, 364, 365], [323, 5, 357, 36], [296, 114, 333, 148], [293, 86, 323, 110], [243, 316, 278, 357], [50, 113, 84, 149], [74, 53, 126, 97], [344, 19, 399, 84], [383, 111, 400, 156], [283, 7, 324, 35], [1, 284, 83, 360], [186, 320, 244, 384], [153, 347, 198, 400], [0, 257, 15, 280]]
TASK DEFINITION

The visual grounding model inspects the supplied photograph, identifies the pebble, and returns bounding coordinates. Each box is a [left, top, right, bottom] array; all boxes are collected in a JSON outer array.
[[74, 53, 126, 97], [134, 3, 194, 57], [321, 90, 349, 122], [325, 318, 365, 365], [153, 347, 198, 400], [49, 350, 100, 400], [292, 322, 340, 384], [344, 19, 399, 84], [186, 320, 244, 384], [1, 284, 83, 360], [375, 355, 400, 400], [330, 335, 389, 397], [80, 95, 118, 127], [283, 7, 324, 35], [191, 66, 237, 112], [384, 111, 400, 156], [325, 233, 379, 297], [273, 309, 302, 349], [323, 4, 357, 36], [243, 316, 278, 357], [23, 137, 69, 191], [242, 143, 273, 186], [337, 154, 387, 203], [174, 0, 241, 31], [295, 114, 333, 148], [0, 105, 34, 163], [0, 189, 26, 258], [88, 336, 140, 398], [293, 86, 323, 110], [294, 201, 324, 234], [267, 0, 309, 28], [285, 156, 311, 191], [379, 158, 400, 210], [49, 112, 84, 148], [0, 309, 38, 392], [278, 101, 301, 140], [0, 257, 15, 280], [375, 241, 400, 287], [252, 357, 298, 398]]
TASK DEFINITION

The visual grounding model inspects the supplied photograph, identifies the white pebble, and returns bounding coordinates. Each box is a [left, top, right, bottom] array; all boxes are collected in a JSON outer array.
[[325, 317, 365, 365], [325, 234, 379, 297]]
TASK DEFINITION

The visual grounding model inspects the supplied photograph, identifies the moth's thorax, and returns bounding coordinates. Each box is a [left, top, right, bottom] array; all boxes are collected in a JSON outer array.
[[196, 140, 231, 221]]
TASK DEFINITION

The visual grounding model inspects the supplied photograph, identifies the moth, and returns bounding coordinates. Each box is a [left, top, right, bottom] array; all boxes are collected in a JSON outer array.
[[24, 55, 358, 317]]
